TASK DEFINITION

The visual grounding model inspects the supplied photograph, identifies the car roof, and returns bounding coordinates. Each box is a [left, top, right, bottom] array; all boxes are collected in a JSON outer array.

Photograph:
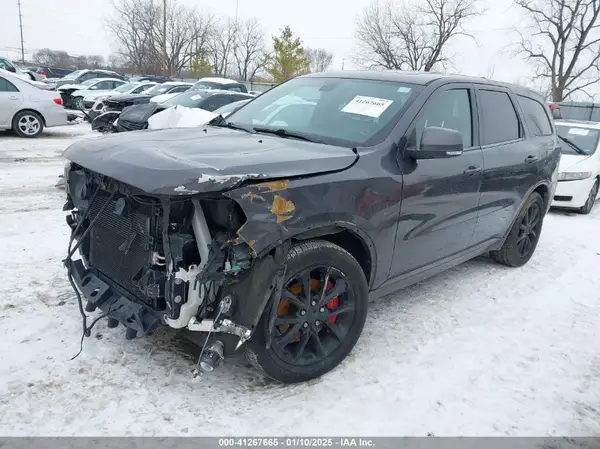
[[197, 77, 240, 84], [163, 81, 192, 86], [301, 70, 544, 98], [555, 119, 600, 130], [90, 77, 125, 83]]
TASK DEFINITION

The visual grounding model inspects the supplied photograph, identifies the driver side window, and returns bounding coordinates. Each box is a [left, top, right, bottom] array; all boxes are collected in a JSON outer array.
[[410, 88, 473, 148]]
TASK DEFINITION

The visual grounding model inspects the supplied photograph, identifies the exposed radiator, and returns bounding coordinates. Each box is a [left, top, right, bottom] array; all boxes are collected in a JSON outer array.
[[87, 192, 159, 305]]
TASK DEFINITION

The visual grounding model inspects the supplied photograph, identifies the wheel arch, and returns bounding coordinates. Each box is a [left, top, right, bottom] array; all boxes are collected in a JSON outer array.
[[13, 108, 46, 127], [290, 224, 375, 287], [498, 181, 549, 246]]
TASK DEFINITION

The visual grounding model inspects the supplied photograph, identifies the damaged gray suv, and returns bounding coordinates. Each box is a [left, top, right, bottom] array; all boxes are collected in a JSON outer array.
[[62, 71, 560, 383]]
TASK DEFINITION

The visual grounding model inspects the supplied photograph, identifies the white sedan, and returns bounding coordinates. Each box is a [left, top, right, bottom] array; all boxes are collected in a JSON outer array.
[[0, 69, 69, 138], [552, 120, 600, 214]]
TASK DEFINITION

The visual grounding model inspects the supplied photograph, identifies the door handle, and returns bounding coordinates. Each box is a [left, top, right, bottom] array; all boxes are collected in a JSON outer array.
[[525, 155, 539, 163], [464, 166, 482, 176], [9, 96, 19, 100]]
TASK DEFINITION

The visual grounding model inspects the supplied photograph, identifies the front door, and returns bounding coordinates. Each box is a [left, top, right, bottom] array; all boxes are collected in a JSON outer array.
[[389, 84, 484, 278]]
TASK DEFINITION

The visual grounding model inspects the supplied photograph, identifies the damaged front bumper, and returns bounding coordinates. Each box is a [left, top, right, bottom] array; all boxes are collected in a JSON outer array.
[[62, 166, 289, 360]]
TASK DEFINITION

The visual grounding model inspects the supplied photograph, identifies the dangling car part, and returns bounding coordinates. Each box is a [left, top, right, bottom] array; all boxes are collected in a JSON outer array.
[[91, 111, 120, 134]]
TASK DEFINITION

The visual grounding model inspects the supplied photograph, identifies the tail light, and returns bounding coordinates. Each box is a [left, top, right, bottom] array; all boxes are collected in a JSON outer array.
[[53, 98, 63, 105], [41, 71, 47, 76]]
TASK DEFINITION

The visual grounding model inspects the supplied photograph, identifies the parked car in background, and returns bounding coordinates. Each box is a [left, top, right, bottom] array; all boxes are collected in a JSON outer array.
[[58, 78, 127, 109], [89, 82, 194, 131], [212, 98, 252, 118], [36, 66, 75, 79], [191, 77, 248, 93], [0, 69, 69, 138], [149, 83, 194, 103], [551, 119, 600, 214], [54, 69, 126, 89], [62, 71, 560, 383], [97, 90, 254, 133], [83, 82, 157, 120], [130, 75, 172, 83]]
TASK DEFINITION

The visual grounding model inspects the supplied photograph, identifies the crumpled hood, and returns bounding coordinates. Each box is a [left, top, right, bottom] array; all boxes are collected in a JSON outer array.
[[62, 126, 358, 195], [558, 154, 591, 172]]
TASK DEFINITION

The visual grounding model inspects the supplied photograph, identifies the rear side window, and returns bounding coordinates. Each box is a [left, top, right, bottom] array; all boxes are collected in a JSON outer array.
[[0, 77, 19, 92], [478, 90, 521, 145], [517, 95, 553, 136], [202, 95, 233, 111]]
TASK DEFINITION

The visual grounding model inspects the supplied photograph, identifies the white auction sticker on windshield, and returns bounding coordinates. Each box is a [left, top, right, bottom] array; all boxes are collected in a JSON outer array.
[[568, 128, 589, 136], [190, 94, 202, 101], [341, 96, 394, 118]]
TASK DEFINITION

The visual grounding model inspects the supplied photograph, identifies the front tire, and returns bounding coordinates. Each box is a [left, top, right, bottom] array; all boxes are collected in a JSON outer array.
[[579, 180, 599, 215], [490, 192, 545, 267], [13, 111, 44, 138], [246, 240, 369, 383]]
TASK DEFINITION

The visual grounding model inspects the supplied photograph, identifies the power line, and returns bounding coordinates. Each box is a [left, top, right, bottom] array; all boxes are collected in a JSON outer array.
[[17, 0, 24, 62]]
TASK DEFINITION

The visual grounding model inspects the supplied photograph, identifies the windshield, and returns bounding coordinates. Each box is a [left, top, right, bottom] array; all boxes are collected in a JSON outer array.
[[161, 91, 209, 108], [225, 77, 422, 147], [63, 70, 84, 80], [556, 125, 600, 156], [214, 99, 251, 116], [81, 79, 98, 86], [146, 84, 179, 95], [113, 82, 136, 93]]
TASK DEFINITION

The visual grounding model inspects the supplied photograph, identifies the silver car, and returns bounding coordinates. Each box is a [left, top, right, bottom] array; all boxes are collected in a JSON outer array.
[[0, 69, 69, 138]]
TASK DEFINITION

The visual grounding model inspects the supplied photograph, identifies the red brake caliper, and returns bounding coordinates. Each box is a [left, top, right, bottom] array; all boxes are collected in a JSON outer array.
[[325, 280, 339, 324]]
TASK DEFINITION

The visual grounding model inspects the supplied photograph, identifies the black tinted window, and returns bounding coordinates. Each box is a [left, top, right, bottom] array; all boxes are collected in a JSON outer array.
[[479, 90, 521, 145], [201, 95, 233, 111], [518, 95, 552, 136], [412, 88, 473, 148], [0, 77, 19, 92]]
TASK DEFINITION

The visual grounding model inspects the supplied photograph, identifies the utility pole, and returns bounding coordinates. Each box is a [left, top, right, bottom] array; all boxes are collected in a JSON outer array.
[[235, 0, 239, 23], [341, 59, 345, 70], [17, 0, 25, 63]]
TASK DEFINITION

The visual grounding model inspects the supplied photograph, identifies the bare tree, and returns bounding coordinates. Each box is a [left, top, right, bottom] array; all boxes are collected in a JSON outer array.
[[306, 48, 334, 72], [233, 18, 268, 81], [106, 0, 213, 76], [208, 18, 238, 77], [354, 0, 479, 71], [515, 0, 600, 102]]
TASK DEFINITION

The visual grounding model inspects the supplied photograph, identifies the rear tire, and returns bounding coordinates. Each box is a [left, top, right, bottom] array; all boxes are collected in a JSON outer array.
[[246, 240, 369, 384], [490, 192, 545, 267], [12, 111, 44, 138], [579, 180, 599, 215], [73, 96, 84, 110]]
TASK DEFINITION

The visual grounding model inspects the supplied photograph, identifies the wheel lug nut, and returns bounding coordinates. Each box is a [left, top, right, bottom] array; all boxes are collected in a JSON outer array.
[[315, 320, 321, 326], [319, 307, 325, 312], [311, 301, 316, 306], [300, 310, 306, 316], [303, 322, 308, 328]]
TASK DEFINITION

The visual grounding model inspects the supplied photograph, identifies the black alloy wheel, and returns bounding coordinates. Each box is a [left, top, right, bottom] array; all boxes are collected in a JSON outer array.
[[490, 192, 545, 267], [516, 201, 541, 257], [246, 240, 369, 383]]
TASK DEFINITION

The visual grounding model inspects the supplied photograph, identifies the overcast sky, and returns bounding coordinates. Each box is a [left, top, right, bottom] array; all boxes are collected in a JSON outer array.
[[0, 0, 596, 97]]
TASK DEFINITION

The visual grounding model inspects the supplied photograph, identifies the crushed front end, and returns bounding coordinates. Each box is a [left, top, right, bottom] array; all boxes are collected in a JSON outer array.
[[62, 164, 285, 371]]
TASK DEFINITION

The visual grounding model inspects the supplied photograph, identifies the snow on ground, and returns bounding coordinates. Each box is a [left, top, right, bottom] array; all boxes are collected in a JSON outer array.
[[0, 124, 599, 437]]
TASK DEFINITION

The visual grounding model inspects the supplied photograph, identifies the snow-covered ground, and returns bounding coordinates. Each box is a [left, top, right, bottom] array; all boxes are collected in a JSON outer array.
[[1, 124, 599, 437]]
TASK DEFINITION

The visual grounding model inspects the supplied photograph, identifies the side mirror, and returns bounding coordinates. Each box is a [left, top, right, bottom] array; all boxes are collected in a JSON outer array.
[[405, 126, 464, 159], [7, 65, 16, 73], [90, 86, 98, 90]]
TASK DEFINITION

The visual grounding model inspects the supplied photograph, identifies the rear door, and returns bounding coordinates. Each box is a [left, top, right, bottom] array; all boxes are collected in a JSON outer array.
[[0, 76, 24, 127], [390, 83, 484, 277], [470, 87, 541, 245]]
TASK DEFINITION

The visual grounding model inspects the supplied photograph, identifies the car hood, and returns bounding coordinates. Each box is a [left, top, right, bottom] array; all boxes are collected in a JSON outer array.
[[151, 93, 178, 103], [559, 154, 592, 171], [57, 83, 86, 91], [63, 126, 358, 195]]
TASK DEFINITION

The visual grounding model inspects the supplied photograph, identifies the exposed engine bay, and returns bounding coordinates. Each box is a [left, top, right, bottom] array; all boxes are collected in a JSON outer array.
[[63, 164, 290, 373]]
